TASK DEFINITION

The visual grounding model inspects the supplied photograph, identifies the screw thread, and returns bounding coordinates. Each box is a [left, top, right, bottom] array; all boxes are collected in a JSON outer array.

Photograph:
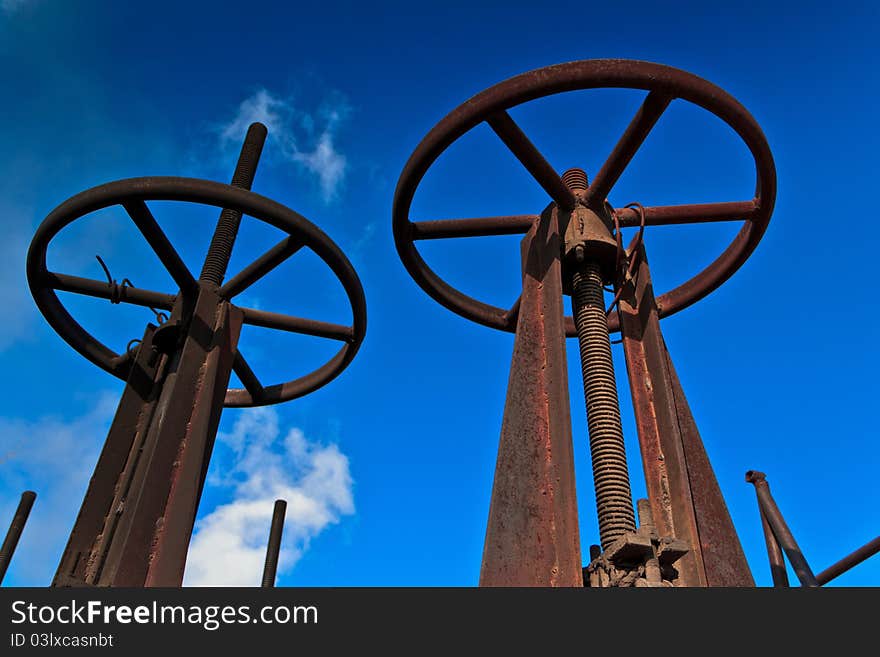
[[200, 122, 268, 286], [572, 262, 635, 549], [562, 168, 589, 192]]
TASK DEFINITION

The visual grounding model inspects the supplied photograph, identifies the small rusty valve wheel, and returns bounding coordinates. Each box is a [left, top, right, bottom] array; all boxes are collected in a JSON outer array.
[[392, 59, 776, 334], [27, 129, 366, 408]]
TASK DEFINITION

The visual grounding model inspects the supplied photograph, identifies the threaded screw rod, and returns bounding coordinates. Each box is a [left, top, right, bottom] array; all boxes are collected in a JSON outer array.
[[571, 261, 636, 550], [0, 491, 36, 584], [261, 499, 287, 587], [200, 122, 268, 286]]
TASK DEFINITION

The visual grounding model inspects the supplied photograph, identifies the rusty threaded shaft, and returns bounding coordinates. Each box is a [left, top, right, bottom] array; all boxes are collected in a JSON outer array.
[[200, 122, 268, 286], [571, 262, 635, 549], [0, 490, 36, 584], [561, 168, 588, 191]]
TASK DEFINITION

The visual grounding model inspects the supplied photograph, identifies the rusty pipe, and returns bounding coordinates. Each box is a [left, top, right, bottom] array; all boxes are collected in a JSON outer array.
[[759, 507, 789, 587], [816, 536, 880, 586], [0, 491, 37, 584], [746, 471, 818, 587], [261, 499, 287, 588]]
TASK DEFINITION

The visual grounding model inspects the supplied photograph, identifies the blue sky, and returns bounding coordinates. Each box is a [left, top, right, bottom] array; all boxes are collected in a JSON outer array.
[[1, 0, 878, 587]]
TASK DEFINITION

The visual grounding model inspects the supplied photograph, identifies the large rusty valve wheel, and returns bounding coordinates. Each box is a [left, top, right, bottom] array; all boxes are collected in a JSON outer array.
[[392, 59, 776, 334], [27, 176, 366, 407]]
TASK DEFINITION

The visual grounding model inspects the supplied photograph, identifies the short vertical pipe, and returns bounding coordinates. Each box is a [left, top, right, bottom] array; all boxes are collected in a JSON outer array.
[[261, 499, 287, 588], [0, 491, 37, 584], [759, 507, 790, 587]]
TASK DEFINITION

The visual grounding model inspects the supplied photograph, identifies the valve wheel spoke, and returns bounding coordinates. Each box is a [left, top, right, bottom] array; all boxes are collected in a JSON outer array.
[[410, 215, 538, 240], [583, 91, 673, 207], [486, 110, 577, 211], [45, 271, 176, 310], [123, 201, 197, 296], [240, 307, 355, 342], [613, 200, 758, 227], [233, 350, 264, 400], [219, 235, 305, 298]]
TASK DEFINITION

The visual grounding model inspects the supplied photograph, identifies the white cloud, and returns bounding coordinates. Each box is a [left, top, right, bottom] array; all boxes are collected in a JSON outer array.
[[220, 89, 350, 202], [184, 407, 354, 586], [0, 392, 118, 584]]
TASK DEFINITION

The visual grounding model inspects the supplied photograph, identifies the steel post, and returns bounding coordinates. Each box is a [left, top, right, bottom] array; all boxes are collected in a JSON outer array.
[[619, 245, 753, 586], [480, 206, 582, 587], [54, 288, 243, 586]]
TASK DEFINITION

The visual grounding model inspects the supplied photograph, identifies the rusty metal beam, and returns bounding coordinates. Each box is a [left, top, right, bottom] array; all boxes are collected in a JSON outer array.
[[619, 245, 753, 586], [54, 286, 242, 587], [53, 324, 166, 586], [480, 206, 582, 586]]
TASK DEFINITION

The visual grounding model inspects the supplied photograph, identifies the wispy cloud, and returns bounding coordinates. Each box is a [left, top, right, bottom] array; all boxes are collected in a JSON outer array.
[[184, 407, 354, 586], [347, 221, 377, 263], [0, 216, 35, 352], [1, 0, 31, 15], [219, 89, 350, 202], [0, 392, 118, 584]]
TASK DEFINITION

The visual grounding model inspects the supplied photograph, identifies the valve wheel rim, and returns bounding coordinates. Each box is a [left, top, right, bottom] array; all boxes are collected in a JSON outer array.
[[27, 176, 367, 407], [392, 58, 776, 334]]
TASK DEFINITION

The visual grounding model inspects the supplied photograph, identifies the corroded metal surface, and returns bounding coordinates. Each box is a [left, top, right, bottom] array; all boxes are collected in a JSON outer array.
[[392, 59, 776, 335], [620, 247, 753, 586], [33, 125, 366, 587], [27, 168, 366, 408], [480, 207, 581, 587]]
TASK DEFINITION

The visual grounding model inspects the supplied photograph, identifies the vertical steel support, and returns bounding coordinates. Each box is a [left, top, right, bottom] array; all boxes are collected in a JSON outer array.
[[54, 324, 166, 586], [53, 126, 263, 588], [0, 491, 37, 584], [54, 290, 243, 587], [480, 207, 582, 587], [619, 245, 753, 586]]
